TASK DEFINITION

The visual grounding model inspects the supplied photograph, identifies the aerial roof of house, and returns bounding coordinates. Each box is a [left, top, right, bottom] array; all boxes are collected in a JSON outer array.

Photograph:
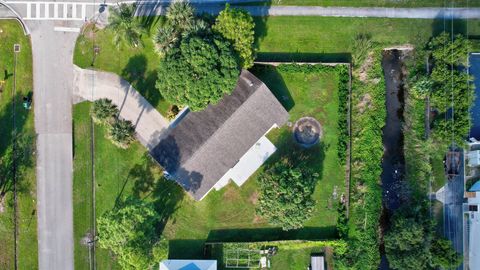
[[151, 69, 289, 200], [159, 260, 217, 270]]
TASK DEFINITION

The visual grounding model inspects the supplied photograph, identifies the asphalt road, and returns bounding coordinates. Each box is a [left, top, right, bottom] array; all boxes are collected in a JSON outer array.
[[136, 4, 480, 18], [28, 20, 81, 270], [443, 152, 465, 270]]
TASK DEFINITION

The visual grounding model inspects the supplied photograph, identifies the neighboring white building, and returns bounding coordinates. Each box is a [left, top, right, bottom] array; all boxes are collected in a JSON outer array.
[[159, 260, 217, 270], [464, 139, 480, 270], [464, 187, 480, 270]]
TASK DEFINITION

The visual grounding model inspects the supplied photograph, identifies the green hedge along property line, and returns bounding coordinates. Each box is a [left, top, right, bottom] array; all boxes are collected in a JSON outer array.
[[334, 50, 385, 269], [217, 239, 347, 255], [276, 64, 350, 165]]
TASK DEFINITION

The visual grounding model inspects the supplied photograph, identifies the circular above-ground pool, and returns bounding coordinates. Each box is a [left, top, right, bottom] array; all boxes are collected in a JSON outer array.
[[293, 117, 323, 147]]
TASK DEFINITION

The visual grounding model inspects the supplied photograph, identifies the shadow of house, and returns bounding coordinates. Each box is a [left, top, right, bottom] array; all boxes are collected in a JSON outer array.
[[206, 226, 337, 243], [150, 70, 289, 200], [250, 64, 294, 111], [256, 52, 352, 64]]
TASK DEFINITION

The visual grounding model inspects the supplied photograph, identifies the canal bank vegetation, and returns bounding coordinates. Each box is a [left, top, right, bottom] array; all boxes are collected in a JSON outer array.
[[382, 32, 469, 270], [334, 51, 384, 269]]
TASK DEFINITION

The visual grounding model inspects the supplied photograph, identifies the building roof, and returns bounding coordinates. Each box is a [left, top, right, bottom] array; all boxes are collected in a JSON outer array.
[[151, 70, 289, 200], [159, 260, 217, 270], [311, 255, 325, 270]]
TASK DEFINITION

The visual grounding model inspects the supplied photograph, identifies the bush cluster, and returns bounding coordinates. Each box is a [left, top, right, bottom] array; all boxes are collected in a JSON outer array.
[[154, 2, 256, 111], [91, 98, 135, 148]]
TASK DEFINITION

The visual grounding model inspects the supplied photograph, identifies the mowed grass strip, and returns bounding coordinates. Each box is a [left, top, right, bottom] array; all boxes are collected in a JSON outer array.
[[254, 17, 480, 62], [0, 20, 37, 269]]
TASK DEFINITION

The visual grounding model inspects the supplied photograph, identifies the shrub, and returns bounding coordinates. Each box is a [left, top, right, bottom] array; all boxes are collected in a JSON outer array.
[[97, 198, 159, 270], [351, 33, 374, 66], [91, 98, 118, 124], [108, 118, 135, 148], [256, 159, 318, 231]]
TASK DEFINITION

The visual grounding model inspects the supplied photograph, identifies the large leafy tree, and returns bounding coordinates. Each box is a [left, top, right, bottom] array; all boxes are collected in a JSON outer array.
[[384, 207, 461, 270], [107, 3, 145, 48], [97, 198, 163, 270], [428, 32, 474, 146], [156, 35, 240, 111], [213, 4, 255, 68], [256, 160, 318, 231]]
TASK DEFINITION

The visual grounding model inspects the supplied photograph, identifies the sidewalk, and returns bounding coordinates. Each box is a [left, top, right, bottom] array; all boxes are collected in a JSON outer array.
[[73, 66, 170, 150]]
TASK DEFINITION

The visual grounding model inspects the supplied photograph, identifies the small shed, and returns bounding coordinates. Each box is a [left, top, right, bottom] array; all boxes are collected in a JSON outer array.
[[310, 255, 325, 270]]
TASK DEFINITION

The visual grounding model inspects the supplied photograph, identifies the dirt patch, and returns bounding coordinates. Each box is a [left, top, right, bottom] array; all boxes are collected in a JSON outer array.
[[252, 215, 263, 224], [356, 93, 372, 114], [357, 52, 375, 82], [249, 191, 259, 205], [222, 185, 240, 202]]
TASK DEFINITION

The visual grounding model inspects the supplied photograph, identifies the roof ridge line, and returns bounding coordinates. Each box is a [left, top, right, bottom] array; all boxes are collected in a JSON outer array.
[[180, 71, 265, 170]]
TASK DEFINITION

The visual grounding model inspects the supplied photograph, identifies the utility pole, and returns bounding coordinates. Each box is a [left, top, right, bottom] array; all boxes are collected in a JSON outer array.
[[12, 43, 20, 270]]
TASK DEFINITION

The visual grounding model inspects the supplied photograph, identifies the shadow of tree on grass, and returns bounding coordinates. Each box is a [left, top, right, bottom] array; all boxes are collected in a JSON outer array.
[[121, 54, 162, 108]]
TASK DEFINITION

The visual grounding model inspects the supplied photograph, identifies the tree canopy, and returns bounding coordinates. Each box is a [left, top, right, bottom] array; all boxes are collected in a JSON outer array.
[[107, 3, 145, 48], [256, 160, 318, 231], [213, 4, 256, 68], [97, 198, 165, 270], [428, 32, 474, 146], [156, 35, 240, 111], [384, 207, 461, 270]]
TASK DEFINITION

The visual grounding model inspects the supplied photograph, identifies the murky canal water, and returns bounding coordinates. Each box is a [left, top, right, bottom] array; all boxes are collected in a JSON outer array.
[[379, 49, 408, 270]]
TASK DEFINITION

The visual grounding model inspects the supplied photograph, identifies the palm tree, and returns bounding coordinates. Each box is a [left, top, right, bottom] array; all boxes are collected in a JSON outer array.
[[91, 98, 118, 124], [108, 119, 135, 148], [166, 1, 194, 31], [153, 24, 178, 55], [107, 3, 145, 48]]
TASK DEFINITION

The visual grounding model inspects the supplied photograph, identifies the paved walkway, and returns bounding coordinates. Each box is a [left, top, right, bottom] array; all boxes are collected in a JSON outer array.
[[136, 4, 480, 19], [73, 66, 170, 150]]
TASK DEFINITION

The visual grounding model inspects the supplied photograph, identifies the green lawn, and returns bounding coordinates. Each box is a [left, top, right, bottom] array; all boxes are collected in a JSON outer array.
[[0, 20, 37, 269], [72, 65, 346, 268], [73, 102, 164, 269], [246, 0, 480, 7], [254, 17, 480, 62]]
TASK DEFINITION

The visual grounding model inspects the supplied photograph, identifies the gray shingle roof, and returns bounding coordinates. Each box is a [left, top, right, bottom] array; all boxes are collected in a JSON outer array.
[[151, 70, 289, 200]]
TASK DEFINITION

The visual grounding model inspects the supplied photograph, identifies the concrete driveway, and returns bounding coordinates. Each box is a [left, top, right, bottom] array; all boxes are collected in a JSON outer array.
[[73, 66, 170, 150]]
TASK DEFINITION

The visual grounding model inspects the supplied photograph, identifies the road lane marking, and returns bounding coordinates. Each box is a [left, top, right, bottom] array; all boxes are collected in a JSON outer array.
[[53, 26, 80, 32], [26, 2, 31, 18]]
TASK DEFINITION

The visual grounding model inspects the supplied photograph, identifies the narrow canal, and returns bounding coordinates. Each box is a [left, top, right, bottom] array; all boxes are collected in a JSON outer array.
[[379, 49, 408, 269]]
